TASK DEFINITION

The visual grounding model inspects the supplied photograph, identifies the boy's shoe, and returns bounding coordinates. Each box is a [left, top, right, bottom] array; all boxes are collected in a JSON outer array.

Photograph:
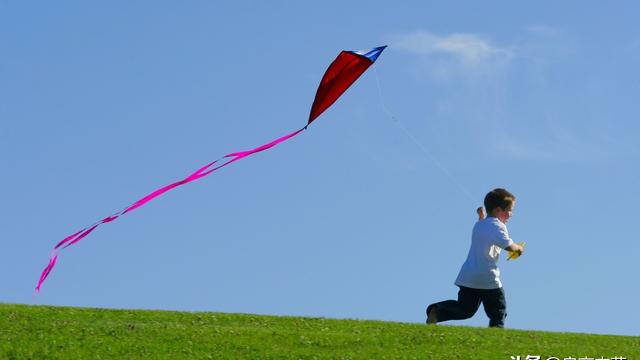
[[426, 307, 438, 324]]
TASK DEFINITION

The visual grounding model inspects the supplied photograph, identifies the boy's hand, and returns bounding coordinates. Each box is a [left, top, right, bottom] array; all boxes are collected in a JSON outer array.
[[476, 206, 485, 221], [506, 242, 525, 260]]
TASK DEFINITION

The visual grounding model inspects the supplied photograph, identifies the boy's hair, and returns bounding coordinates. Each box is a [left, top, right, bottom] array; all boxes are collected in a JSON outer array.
[[484, 188, 516, 213]]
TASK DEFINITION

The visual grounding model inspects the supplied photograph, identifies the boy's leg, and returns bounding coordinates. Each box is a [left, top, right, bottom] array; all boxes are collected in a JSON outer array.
[[426, 286, 482, 324], [481, 287, 507, 328]]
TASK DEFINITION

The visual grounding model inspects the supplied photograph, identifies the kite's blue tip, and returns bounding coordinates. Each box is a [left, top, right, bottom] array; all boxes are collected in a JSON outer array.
[[354, 46, 387, 63]]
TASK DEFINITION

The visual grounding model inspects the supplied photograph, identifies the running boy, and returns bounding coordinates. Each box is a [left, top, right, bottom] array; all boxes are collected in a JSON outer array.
[[426, 188, 523, 328]]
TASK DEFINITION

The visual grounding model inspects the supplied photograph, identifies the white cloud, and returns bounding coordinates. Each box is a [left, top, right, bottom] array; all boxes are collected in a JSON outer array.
[[387, 27, 628, 163], [392, 30, 514, 65], [389, 30, 515, 84]]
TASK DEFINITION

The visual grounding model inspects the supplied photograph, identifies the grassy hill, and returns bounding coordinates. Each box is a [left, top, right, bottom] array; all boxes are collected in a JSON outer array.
[[1, 304, 638, 359]]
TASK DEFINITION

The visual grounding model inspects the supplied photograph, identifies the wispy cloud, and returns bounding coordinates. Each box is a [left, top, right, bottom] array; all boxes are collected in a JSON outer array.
[[386, 27, 626, 163], [392, 30, 514, 66], [388, 30, 515, 85]]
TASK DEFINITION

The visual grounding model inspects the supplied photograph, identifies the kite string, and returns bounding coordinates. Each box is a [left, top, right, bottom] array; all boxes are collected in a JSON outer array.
[[372, 66, 474, 202]]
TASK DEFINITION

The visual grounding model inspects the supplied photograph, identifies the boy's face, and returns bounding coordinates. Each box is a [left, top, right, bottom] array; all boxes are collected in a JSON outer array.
[[495, 202, 514, 224]]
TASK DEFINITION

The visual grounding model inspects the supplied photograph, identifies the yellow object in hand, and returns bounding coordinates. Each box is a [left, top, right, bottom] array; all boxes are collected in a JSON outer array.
[[507, 242, 526, 261]]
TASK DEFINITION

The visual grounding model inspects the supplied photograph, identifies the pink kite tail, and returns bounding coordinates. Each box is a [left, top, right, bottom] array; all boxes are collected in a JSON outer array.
[[36, 127, 306, 292], [224, 127, 305, 160], [62, 224, 99, 249], [35, 255, 58, 292], [123, 160, 220, 214], [54, 230, 84, 250]]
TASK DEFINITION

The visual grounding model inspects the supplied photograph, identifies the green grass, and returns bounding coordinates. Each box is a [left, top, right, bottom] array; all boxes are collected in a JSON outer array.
[[1, 304, 638, 359]]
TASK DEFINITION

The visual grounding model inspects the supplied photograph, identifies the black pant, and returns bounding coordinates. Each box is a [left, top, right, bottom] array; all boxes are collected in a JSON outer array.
[[427, 286, 507, 328]]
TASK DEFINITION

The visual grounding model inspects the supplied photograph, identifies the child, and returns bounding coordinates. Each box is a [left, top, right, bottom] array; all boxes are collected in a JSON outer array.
[[426, 188, 523, 328]]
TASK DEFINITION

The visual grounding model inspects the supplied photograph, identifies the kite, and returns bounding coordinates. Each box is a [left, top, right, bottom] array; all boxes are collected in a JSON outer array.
[[36, 45, 387, 292]]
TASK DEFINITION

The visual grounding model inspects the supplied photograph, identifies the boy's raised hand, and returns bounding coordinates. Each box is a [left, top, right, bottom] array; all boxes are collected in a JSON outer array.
[[476, 206, 485, 221]]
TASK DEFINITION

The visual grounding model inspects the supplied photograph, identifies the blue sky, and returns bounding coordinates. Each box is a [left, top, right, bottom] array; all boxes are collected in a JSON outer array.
[[2, 2, 639, 336]]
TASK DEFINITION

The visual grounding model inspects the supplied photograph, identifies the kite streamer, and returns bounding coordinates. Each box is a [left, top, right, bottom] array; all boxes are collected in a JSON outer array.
[[36, 45, 386, 292]]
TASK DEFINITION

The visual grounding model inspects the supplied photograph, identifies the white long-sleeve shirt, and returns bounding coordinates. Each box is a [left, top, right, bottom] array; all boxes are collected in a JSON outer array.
[[455, 217, 515, 289]]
